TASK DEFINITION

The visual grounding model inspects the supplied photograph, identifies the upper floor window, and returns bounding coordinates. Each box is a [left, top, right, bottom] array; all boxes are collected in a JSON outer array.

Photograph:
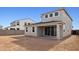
[[45, 15, 48, 18], [55, 12, 59, 16], [17, 22, 20, 25], [50, 14, 53, 17]]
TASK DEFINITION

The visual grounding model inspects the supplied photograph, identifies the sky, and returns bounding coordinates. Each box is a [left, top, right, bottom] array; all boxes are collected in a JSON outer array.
[[0, 7, 79, 30]]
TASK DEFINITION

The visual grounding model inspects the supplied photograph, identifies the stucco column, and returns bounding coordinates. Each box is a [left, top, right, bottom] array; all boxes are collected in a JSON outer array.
[[36, 26, 38, 37], [57, 24, 60, 40]]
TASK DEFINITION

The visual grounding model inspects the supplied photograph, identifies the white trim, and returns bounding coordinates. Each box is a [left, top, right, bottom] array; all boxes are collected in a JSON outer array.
[[44, 11, 60, 19]]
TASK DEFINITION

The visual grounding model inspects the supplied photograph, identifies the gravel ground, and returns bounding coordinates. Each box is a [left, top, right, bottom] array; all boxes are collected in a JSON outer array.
[[0, 35, 78, 51], [0, 35, 62, 51]]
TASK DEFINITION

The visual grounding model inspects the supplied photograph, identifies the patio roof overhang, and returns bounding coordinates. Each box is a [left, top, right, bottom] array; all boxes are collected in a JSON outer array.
[[25, 21, 64, 27]]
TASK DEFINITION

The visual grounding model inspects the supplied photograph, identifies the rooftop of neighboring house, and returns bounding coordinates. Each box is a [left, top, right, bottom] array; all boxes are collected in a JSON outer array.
[[0, 25, 3, 27], [10, 18, 35, 24], [4, 18, 35, 29]]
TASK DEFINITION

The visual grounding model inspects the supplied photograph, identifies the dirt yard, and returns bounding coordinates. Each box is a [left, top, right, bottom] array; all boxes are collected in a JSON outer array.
[[0, 35, 79, 51], [50, 35, 79, 51]]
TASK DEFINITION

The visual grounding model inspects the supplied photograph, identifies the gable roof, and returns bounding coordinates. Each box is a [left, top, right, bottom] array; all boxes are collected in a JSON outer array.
[[11, 18, 35, 24]]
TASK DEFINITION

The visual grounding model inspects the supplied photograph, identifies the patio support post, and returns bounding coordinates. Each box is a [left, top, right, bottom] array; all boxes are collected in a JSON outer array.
[[57, 24, 61, 40]]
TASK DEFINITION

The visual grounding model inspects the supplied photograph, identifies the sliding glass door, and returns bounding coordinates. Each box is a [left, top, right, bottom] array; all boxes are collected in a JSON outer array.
[[45, 25, 56, 36], [45, 27, 50, 35]]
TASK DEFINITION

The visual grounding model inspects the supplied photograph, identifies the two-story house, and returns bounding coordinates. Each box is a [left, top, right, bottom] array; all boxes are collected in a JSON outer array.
[[5, 18, 34, 30], [25, 9, 72, 39]]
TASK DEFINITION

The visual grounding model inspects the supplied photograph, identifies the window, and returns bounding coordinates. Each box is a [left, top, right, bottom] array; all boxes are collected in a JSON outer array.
[[26, 27, 28, 32], [17, 28, 19, 30], [45, 15, 48, 18], [50, 14, 53, 17], [32, 27, 35, 32], [10, 28, 15, 30], [55, 12, 59, 16], [17, 22, 20, 25], [24, 22, 27, 26], [28, 23, 30, 25]]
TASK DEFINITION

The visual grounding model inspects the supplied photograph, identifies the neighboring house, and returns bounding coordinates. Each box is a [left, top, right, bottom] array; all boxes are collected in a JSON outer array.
[[0, 25, 3, 30], [72, 30, 79, 35], [25, 9, 72, 39], [5, 18, 34, 30]]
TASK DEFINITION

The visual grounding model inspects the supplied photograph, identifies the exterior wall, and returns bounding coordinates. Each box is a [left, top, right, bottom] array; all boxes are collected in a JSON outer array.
[[41, 9, 72, 38], [25, 9, 72, 39], [41, 11, 62, 22], [60, 10, 72, 38], [25, 22, 62, 39], [25, 25, 38, 36]]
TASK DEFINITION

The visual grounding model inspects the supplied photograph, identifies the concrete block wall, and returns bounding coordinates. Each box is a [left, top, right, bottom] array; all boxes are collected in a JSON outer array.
[[0, 30, 24, 36]]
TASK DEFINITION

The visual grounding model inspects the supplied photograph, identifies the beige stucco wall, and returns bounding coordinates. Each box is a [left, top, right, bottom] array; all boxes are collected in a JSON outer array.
[[24, 22, 62, 38], [25, 9, 72, 39], [41, 9, 72, 38], [41, 11, 62, 22], [60, 10, 72, 38], [25, 25, 38, 36]]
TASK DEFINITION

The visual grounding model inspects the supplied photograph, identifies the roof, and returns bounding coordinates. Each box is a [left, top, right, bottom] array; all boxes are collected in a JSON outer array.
[[62, 9, 73, 21], [41, 8, 73, 21], [26, 21, 64, 26], [11, 18, 35, 24]]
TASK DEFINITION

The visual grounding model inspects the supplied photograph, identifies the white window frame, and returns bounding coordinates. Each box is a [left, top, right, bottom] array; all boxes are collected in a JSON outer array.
[[54, 11, 60, 17], [45, 14, 48, 18], [49, 13, 53, 17]]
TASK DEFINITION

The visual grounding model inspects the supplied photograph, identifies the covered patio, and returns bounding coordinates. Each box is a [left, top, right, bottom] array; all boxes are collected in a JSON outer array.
[[34, 21, 64, 39]]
